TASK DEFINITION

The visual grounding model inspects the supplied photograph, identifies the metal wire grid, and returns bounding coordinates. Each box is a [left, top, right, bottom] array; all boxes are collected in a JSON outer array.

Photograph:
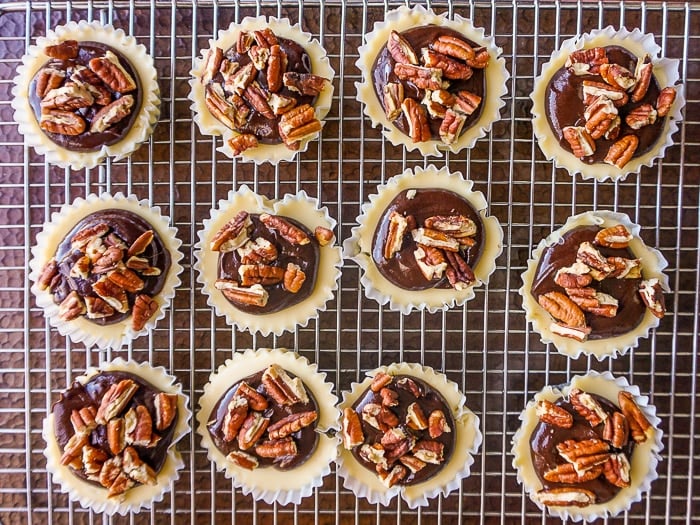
[[0, 0, 697, 523]]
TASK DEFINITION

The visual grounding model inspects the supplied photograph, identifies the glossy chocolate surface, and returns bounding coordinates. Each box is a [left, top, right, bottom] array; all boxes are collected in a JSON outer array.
[[372, 26, 485, 139], [530, 393, 634, 504], [29, 42, 142, 152], [51, 209, 171, 324], [53, 371, 178, 481], [220, 37, 314, 143], [217, 213, 319, 314], [371, 188, 483, 290], [530, 225, 645, 339], [545, 46, 663, 163], [351, 374, 455, 486], [208, 368, 319, 470]]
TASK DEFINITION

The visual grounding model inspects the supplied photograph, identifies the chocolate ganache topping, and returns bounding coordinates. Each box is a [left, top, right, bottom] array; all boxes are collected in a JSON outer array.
[[343, 373, 455, 487], [208, 364, 319, 471], [52, 371, 179, 498], [372, 188, 483, 291], [546, 45, 678, 168], [29, 40, 142, 152], [38, 209, 171, 328], [197, 28, 330, 155], [212, 211, 321, 314], [372, 26, 488, 145], [530, 387, 654, 508]]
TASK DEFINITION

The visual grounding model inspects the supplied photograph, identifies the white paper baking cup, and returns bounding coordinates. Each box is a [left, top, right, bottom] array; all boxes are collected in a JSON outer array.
[[343, 165, 503, 314], [531, 26, 685, 182], [336, 362, 482, 509], [511, 371, 663, 522], [519, 210, 668, 360], [28, 192, 184, 350], [197, 348, 339, 506], [11, 21, 160, 170], [194, 185, 342, 336], [355, 5, 509, 157], [42, 358, 191, 516], [189, 17, 335, 164]]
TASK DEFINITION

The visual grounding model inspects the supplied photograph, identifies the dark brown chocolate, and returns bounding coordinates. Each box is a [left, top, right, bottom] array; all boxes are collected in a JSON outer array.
[[530, 394, 634, 504], [371, 188, 483, 290], [530, 225, 645, 339], [545, 45, 663, 163], [217, 213, 319, 314], [207, 368, 319, 470], [28, 42, 142, 152], [51, 209, 171, 324], [372, 26, 485, 139], [53, 371, 179, 481]]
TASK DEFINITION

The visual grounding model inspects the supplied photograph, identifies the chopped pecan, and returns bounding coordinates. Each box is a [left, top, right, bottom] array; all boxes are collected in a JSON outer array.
[[211, 211, 251, 252], [359, 444, 388, 469], [428, 409, 451, 438], [282, 263, 306, 293], [89, 51, 137, 93], [58, 291, 86, 321], [380, 387, 399, 407], [603, 453, 631, 488], [341, 407, 364, 449], [226, 62, 256, 96], [107, 417, 126, 455], [607, 256, 642, 279], [554, 262, 593, 289], [125, 405, 155, 447], [452, 90, 481, 115], [569, 389, 608, 427], [227, 450, 259, 470], [125, 256, 152, 273], [465, 47, 490, 69], [425, 214, 476, 238], [267, 411, 318, 440], [439, 109, 466, 145], [242, 82, 275, 120], [604, 135, 638, 169], [278, 104, 322, 145], [237, 412, 270, 450], [412, 227, 460, 252], [82, 445, 108, 479], [401, 97, 431, 143], [255, 436, 298, 458], [387, 30, 418, 65], [405, 402, 428, 430], [237, 31, 254, 54], [283, 72, 329, 96], [422, 91, 448, 119], [618, 391, 652, 443], [371, 372, 393, 392], [414, 244, 448, 281], [445, 250, 475, 290], [582, 80, 628, 107], [394, 63, 443, 91], [60, 431, 89, 466], [603, 411, 629, 448], [399, 455, 427, 473], [45, 40, 79, 60], [85, 237, 107, 263], [550, 322, 591, 341], [40, 110, 86, 136], [565, 47, 608, 75], [234, 382, 268, 411], [421, 48, 473, 80], [583, 95, 618, 140], [254, 28, 278, 47], [122, 446, 157, 485], [200, 46, 224, 84], [108, 268, 145, 293], [594, 224, 633, 249], [538, 291, 586, 328], [431, 35, 475, 62], [565, 286, 599, 310], [536, 399, 574, 428], [638, 278, 665, 318], [92, 246, 123, 274], [382, 82, 404, 121], [412, 440, 444, 464], [631, 56, 653, 102], [248, 45, 270, 71], [599, 63, 637, 91], [266, 45, 285, 93], [383, 211, 409, 259], [259, 213, 310, 245], [69, 255, 90, 279], [237, 237, 277, 265], [562, 126, 595, 158], [556, 438, 610, 470], [70, 65, 112, 105], [361, 403, 383, 431], [96, 379, 139, 424], [605, 116, 622, 141], [268, 93, 296, 116], [396, 377, 422, 397], [35, 66, 66, 99], [72, 224, 110, 252], [378, 464, 408, 488], [37, 258, 59, 290], [205, 83, 238, 130], [238, 264, 284, 286], [626, 103, 657, 130], [131, 294, 158, 331], [85, 296, 115, 319], [98, 456, 122, 489], [656, 86, 677, 117], [222, 396, 249, 442], [314, 226, 334, 246], [585, 292, 618, 318], [381, 427, 414, 460], [155, 392, 178, 431], [217, 281, 269, 307], [544, 462, 604, 484], [70, 406, 97, 434], [262, 364, 309, 405], [90, 94, 134, 133], [577, 242, 614, 276]]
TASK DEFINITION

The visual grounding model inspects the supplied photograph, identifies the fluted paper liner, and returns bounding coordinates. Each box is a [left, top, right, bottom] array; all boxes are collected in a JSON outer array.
[[511, 371, 663, 522], [519, 210, 668, 360], [197, 348, 339, 506], [343, 165, 503, 314], [531, 26, 685, 181], [189, 17, 335, 164], [28, 193, 184, 350], [12, 21, 160, 170], [337, 362, 482, 508], [194, 186, 342, 336], [355, 5, 509, 157], [42, 358, 191, 515]]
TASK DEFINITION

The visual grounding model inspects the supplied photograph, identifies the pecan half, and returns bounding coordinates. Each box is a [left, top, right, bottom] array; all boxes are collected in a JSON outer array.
[[656, 86, 677, 117], [452, 90, 481, 115], [60, 431, 89, 466], [227, 450, 259, 470], [267, 411, 318, 440], [235, 382, 268, 411], [35, 67, 66, 99], [70, 65, 112, 106], [254, 29, 278, 48], [536, 399, 574, 428], [556, 438, 610, 470], [122, 446, 157, 486], [90, 94, 134, 133], [268, 93, 296, 116], [248, 45, 270, 71], [210, 211, 251, 252], [341, 407, 364, 449], [562, 126, 595, 158], [602, 411, 629, 449], [412, 440, 444, 464], [108, 268, 145, 293], [550, 322, 591, 342], [604, 135, 638, 169], [237, 32, 254, 54], [237, 237, 278, 265], [405, 402, 428, 431], [283, 262, 306, 293], [414, 244, 448, 281], [371, 372, 393, 392], [465, 47, 490, 69], [237, 411, 270, 450], [625, 103, 657, 130], [431, 35, 475, 62], [582, 80, 628, 107], [554, 262, 593, 289], [638, 278, 666, 318], [583, 95, 618, 140], [89, 51, 137, 93], [96, 379, 139, 424], [283, 72, 329, 96], [40, 110, 86, 136], [278, 104, 322, 145], [45, 40, 78, 60], [238, 264, 284, 286], [603, 453, 631, 488], [439, 109, 466, 145], [380, 388, 399, 407], [262, 364, 309, 405], [58, 291, 86, 321], [445, 250, 475, 290], [384, 211, 409, 259], [594, 224, 633, 249], [394, 63, 443, 91], [538, 291, 586, 328], [382, 82, 404, 121], [422, 48, 473, 80], [255, 437, 298, 458], [242, 82, 274, 120], [200, 46, 224, 85], [565, 47, 608, 75], [387, 30, 418, 65], [85, 296, 115, 319], [131, 294, 158, 331], [314, 226, 334, 246], [205, 83, 238, 129], [83, 445, 108, 479], [618, 391, 652, 443], [428, 410, 451, 438], [37, 259, 58, 290], [359, 443, 388, 469], [569, 388, 608, 427], [40, 79, 95, 111], [577, 242, 614, 277], [599, 63, 637, 91], [222, 396, 249, 442], [608, 256, 642, 279], [155, 392, 178, 431], [631, 57, 653, 102], [259, 213, 310, 245], [401, 97, 431, 143], [266, 45, 285, 93], [126, 405, 154, 447], [544, 463, 603, 484], [216, 281, 269, 307]]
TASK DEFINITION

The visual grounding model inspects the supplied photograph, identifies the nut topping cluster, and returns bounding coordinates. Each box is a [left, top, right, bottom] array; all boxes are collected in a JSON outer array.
[[382, 30, 489, 145], [561, 47, 678, 168], [38, 220, 165, 330], [198, 28, 330, 155], [58, 376, 178, 499], [533, 388, 652, 508], [212, 364, 318, 471], [384, 206, 479, 290], [537, 224, 665, 342], [33, 40, 138, 139], [211, 210, 333, 309], [341, 373, 453, 488]]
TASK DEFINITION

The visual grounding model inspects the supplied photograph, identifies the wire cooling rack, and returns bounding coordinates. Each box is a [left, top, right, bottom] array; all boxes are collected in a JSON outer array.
[[0, 1, 698, 523]]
